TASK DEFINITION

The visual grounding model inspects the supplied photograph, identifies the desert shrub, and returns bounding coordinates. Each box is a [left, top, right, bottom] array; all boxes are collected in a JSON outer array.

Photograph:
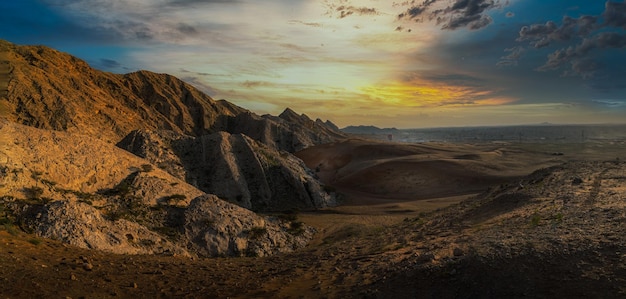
[[23, 186, 44, 200], [530, 214, 541, 227], [3, 223, 19, 236], [40, 179, 57, 187], [28, 238, 42, 246], [288, 221, 305, 235], [247, 226, 267, 239], [140, 164, 154, 172], [163, 194, 186, 206]]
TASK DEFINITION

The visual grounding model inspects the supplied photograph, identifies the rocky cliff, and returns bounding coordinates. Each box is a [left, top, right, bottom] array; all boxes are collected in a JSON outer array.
[[0, 119, 314, 257], [117, 129, 336, 212]]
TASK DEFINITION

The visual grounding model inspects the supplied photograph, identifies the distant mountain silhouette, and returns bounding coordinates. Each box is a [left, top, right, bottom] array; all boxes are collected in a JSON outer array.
[[341, 125, 400, 134]]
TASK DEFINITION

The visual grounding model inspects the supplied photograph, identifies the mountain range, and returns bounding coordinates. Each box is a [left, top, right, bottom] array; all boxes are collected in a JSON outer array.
[[0, 39, 344, 257]]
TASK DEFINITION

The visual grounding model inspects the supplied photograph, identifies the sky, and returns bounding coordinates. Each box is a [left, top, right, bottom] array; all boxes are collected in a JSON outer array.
[[1, 0, 626, 128]]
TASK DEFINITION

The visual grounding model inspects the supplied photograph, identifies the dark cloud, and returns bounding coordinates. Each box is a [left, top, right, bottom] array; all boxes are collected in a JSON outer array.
[[497, 46, 525, 67], [176, 23, 198, 35], [537, 32, 626, 78], [513, 2, 626, 81], [336, 5, 380, 18], [398, 0, 502, 31], [99, 58, 121, 69], [517, 15, 598, 48], [179, 76, 219, 96], [602, 1, 626, 28], [505, 11, 514, 18], [324, 0, 380, 19]]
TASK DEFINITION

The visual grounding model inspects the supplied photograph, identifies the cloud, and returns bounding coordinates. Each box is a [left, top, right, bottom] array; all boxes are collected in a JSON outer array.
[[287, 20, 323, 27], [335, 5, 380, 19], [497, 46, 525, 67], [537, 32, 626, 77], [397, 0, 503, 30], [592, 99, 626, 108], [166, 0, 240, 7], [176, 23, 198, 35], [517, 15, 598, 48], [505, 11, 514, 18], [602, 1, 626, 28], [241, 80, 277, 88], [99, 58, 121, 69], [513, 2, 626, 80]]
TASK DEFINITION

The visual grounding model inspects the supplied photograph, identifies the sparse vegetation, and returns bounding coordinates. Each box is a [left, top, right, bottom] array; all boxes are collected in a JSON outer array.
[[27, 238, 42, 246], [140, 164, 154, 172], [23, 186, 44, 200], [287, 220, 305, 235], [247, 226, 267, 239], [40, 179, 57, 187], [530, 213, 541, 227], [162, 194, 186, 206]]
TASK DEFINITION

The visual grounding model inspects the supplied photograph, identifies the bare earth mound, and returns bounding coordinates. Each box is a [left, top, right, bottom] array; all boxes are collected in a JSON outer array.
[[296, 138, 562, 202]]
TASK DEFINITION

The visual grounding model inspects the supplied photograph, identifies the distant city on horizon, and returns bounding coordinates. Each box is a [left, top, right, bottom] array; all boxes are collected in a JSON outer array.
[[342, 123, 626, 144]]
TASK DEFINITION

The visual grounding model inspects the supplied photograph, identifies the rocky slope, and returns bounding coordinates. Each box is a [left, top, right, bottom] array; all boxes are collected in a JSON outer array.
[[0, 119, 314, 257], [0, 39, 344, 151], [117, 129, 336, 212], [3, 159, 626, 298]]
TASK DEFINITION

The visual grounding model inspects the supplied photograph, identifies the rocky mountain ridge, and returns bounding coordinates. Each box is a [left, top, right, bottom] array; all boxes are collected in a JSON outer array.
[[0, 39, 344, 151], [0, 39, 342, 258]]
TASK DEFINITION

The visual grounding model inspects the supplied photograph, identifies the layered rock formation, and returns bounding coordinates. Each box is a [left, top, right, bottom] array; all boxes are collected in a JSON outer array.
[[0, 107, 314, 257], [117, 129, 336, 212]]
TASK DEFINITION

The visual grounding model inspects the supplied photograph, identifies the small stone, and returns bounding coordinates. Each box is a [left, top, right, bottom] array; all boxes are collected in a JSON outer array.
[[132, 282, 138, 288], [83, 262, 93, 271], [70, 274, 78, 281], [453, 248, 464, 257]]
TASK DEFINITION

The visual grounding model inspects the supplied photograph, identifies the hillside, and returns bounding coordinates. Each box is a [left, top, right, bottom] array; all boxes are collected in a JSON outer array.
[[0, 39, 344, 151], [117, 129, 336, 212], [295, 138, 562, 201], [0, 119, 314, 257], [3, 159, 626, 298]]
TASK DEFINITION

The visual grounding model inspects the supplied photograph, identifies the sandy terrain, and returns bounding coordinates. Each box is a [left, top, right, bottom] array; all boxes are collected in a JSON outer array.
[[296, 138, 565, 201]]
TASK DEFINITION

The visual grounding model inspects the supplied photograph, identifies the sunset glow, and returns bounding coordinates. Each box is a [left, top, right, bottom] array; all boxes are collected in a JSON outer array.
[[1, 0, 625, 128]]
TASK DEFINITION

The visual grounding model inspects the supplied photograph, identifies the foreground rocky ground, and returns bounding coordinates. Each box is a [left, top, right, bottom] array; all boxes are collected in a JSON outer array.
[[2, 158, 626, 298]]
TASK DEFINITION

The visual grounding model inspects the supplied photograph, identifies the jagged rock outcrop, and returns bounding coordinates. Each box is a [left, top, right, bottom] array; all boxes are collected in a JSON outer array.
[[184, 195, 314, 257], [20, 200, 189, 256], [0, 40, 345, 151], [0, 119, 315, 257], [117, 129, 337, 212]]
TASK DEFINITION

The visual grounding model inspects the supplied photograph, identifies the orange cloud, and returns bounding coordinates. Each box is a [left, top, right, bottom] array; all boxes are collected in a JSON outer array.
[[360, 78, 517, 108]]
